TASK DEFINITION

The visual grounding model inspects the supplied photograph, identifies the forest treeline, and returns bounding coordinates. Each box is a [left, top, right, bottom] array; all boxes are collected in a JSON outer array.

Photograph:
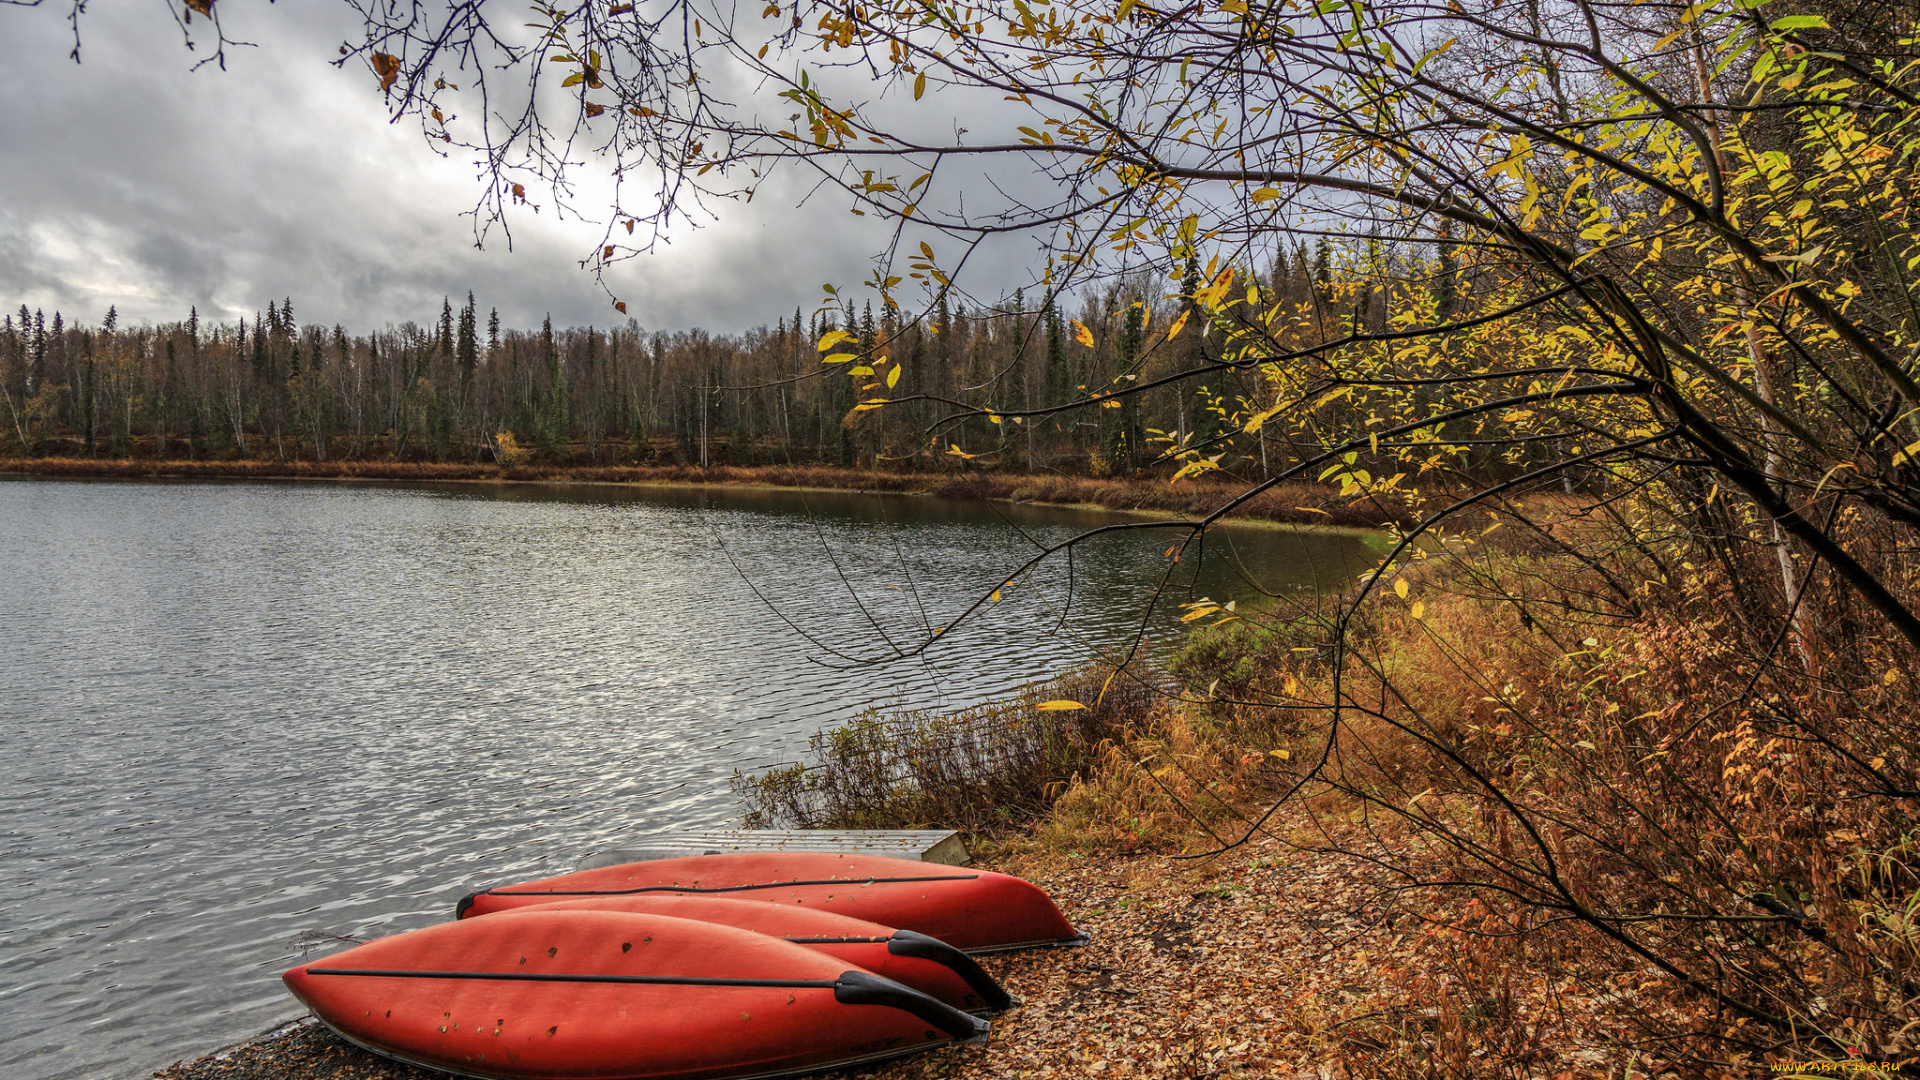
[[0, 247, 1372, 478]]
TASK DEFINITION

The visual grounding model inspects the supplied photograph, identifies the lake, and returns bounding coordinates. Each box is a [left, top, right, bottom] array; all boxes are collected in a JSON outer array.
[[0, 476, 1380, 1079]]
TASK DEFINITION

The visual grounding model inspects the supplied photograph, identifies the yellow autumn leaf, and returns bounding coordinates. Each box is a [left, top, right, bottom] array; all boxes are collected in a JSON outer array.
[[1071, 319, 1094, 347], [1394, 579, 1409, 599], [817, 329, 856, 351], [886, 364, 901, 388], [1163, 308, 1190, 339], [1036, 700, 1089, 710], [1411, 600, 1426, 619]]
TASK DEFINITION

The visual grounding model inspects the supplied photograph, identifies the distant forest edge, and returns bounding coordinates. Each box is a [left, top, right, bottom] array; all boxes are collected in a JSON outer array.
[[0, 247, 1411, 485]]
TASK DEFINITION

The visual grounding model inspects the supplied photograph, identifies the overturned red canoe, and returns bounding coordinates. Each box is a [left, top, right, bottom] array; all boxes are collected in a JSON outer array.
[[510, 894, 1013, 1012], [283, 909, 988, 1080], [457, 853, 1083, 953]]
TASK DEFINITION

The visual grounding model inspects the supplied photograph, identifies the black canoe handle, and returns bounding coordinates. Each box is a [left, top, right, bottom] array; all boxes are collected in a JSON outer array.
[[832, 970, 990, 1042], [885, 931, 1015, 1012]]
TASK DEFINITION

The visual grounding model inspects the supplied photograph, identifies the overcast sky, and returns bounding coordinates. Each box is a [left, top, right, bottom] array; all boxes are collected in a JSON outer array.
[[0, 2, 1023, 336]]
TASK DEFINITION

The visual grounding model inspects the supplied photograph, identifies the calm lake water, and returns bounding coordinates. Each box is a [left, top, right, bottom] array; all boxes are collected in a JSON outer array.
[[0, 476, 1380, 1079]]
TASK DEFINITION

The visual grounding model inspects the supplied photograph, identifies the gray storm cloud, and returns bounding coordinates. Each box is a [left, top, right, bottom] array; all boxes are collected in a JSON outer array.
[[0, 1, 1032, 335]]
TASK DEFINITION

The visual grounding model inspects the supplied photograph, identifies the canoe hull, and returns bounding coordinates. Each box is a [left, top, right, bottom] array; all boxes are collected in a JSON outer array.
[[511, 895, 1013, 1011], [283, 910, 986, 1080], [459, 853, 1082, 953]]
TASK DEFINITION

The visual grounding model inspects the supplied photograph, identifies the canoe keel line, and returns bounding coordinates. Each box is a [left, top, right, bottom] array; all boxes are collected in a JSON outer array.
[[497, 893, 1017, 1011], [302, 967, 989, 1041]]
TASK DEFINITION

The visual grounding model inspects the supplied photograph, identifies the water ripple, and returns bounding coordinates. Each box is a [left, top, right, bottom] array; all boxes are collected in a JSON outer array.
[[0, 477, 1377, 1078]]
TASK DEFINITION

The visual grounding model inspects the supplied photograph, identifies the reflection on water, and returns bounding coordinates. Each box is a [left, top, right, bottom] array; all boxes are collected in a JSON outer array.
[[0, 477, 1380, 1079]]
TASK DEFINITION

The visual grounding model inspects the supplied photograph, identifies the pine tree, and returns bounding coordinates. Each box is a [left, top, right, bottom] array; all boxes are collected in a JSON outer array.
[[457, 292, 479, 381], [439, 297, 455, 359], [488, 307, 500, 354], [1108, 300, 1145, 474]]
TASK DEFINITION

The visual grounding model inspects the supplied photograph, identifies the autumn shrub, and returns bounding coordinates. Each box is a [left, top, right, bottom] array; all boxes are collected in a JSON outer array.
[[731, 665, 1164, 836], [883, 476, 1906, 1076], [1035, 705, 1292, 854], [1084, 504, 1920, 1075]]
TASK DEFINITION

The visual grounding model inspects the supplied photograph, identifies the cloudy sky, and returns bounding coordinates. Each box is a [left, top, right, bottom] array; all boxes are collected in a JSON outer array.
[[0, 2, 1028, 336]]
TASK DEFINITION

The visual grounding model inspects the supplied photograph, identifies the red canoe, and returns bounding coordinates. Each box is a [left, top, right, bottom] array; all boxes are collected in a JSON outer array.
[[510, 895, 1012, 1012], [283, 909, 988, 1080], [456, 853, 1083, 953]]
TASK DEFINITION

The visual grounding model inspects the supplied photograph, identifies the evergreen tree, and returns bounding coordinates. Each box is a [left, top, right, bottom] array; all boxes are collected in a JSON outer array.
[[439, 297, 455, 359], [28, 308, 43, 391], [488, 307, 500, 354], [1044, 295, 1065, 409], [1108, 300, 1145, 474], [457, 292, 479, 381]]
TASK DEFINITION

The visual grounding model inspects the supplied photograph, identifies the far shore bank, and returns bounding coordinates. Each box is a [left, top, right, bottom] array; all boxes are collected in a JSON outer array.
[[0, 457, 1401, 531]]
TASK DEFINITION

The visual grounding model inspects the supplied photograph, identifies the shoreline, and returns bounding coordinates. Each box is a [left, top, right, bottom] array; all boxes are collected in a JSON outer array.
[[1, 457, 1401, 532]]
